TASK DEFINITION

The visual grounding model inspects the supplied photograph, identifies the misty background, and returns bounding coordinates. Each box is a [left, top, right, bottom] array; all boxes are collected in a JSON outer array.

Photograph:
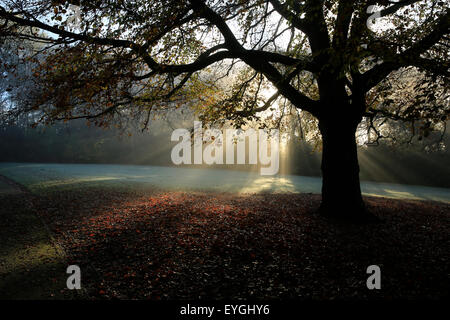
[[1, 117, 449, 189]]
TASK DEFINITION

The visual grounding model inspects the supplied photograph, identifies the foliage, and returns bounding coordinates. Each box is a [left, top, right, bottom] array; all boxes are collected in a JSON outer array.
[[25, 186, 450, 299], [0, 0, 448, 146]]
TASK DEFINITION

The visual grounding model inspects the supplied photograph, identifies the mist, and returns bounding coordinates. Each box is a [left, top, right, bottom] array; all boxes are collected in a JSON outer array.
[[1, 118, 449, 188]]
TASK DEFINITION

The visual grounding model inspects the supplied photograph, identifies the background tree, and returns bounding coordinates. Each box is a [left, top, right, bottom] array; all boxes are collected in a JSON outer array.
[[0, 0, 449, 219]]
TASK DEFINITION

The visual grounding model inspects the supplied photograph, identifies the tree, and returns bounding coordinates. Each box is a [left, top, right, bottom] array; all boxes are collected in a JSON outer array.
[[0, 22, 45, 127], [0, 0, 449, 219]]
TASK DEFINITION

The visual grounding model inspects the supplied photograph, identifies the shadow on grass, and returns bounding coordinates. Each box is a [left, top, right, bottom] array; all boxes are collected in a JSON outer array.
[[31, 186, 450, 300], [0, 192, 77, 300]]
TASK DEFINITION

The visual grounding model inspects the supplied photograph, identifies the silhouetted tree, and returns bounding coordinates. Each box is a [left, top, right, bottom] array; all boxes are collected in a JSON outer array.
[[1, 0, 448, 219]]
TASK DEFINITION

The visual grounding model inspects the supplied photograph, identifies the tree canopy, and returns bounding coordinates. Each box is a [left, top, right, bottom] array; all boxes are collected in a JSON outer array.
[[0, 0, 448, 132]]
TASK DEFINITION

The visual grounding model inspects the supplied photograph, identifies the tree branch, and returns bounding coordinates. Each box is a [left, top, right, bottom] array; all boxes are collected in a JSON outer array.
[[332, 0, 354, 49], [360, 9, 450, 92]]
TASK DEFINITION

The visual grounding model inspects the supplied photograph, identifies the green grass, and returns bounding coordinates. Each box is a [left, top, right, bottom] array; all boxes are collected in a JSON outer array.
[[0, 180, 77, 299], [1, 162, 449, 202]]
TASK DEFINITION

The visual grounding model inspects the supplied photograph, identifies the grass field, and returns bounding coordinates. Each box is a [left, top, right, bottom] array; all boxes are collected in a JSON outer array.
[[0, 162, 449, 202], [0, 163, 449, 299], [0, 177, 77, 299]]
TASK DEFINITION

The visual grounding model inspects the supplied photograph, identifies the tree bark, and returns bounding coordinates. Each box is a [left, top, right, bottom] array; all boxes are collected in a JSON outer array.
[[318, 116, 367, 219]]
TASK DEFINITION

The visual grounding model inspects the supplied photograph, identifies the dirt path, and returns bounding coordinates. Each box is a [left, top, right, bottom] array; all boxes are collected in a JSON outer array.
[[0, 175, 75, 299]]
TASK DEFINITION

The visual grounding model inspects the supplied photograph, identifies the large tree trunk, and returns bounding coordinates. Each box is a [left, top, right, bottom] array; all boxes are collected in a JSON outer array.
[[318, 117, 367, 220]]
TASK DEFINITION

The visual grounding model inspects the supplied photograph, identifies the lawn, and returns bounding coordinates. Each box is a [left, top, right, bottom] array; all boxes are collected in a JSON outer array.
[[0, 163, 449, 299], [0, 177, 77, 299]]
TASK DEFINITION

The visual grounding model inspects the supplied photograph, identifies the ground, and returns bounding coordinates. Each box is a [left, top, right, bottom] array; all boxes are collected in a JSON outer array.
[[0, 169, 448, 299], [0, 176, 77, 299]]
